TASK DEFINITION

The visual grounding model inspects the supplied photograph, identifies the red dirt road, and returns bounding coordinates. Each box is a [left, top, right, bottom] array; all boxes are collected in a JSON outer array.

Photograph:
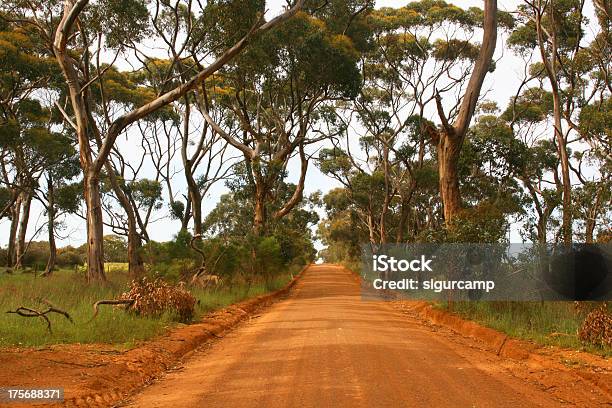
[[124, 264, 603, 408]]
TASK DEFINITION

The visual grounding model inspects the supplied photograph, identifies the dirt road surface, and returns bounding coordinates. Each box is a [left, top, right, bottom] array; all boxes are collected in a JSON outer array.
[[124, 264, 601, 408]]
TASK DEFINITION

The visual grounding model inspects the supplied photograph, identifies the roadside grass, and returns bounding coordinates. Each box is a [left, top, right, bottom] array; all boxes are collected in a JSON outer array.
[[0, 266, 295, 348], [441, 301, 611, 357]]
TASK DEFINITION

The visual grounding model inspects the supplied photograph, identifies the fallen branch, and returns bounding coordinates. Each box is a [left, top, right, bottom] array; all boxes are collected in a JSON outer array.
[[36, 298, 74, 323], [88, 299, 135, 323], [7, 305, 74, 333]]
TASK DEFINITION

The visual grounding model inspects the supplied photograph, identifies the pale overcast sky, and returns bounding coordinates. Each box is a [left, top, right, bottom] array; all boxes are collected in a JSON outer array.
[[0, 0, 536, 248]]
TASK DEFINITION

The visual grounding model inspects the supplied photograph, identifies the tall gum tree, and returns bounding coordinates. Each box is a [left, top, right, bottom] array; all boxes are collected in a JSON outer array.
[[201, 3, 371, 234], [4, 0, 306, 281], [0, 16, 60, 269], [321, 0, 510, 242], [429, 0, 498, 226], [509, 0, 610, 244]]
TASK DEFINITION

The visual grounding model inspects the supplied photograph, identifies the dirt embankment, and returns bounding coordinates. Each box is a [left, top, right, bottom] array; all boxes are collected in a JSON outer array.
[[394, 301, 611, 398], [0, 266, 308, 408]]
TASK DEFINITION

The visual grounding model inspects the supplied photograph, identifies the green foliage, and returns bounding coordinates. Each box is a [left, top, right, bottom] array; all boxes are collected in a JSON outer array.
[[502, 88, 554, 123], [103, 235, 128, 263], [56, 247, 85, 267], [197, 0, 264, 50], [508, 1, 586, 53], [169, 201, 186, 220], [432, 38, 479, 61], [579, 98, 611, 143], [55, 182, 83, 214], [128, 179, 163, 209], [318, 148, 353, 178], [88, 0, 151, 49]]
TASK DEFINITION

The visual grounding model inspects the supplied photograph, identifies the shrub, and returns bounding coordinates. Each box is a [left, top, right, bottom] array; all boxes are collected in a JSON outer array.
[[21, 241, 50, 268], [120, 277, 196, 322], [578, 303, 612, 348], [56, 247, 83, 267], [151, 259, 196, 282]]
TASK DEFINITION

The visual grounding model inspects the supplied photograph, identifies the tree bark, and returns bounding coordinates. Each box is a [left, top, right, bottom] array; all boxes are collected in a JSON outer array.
[[437, 134, 462, 224], [7, 193, 22, 268], [379, 143, 391, 244], [126, 216, 145, 276], [183, 156, 203, 236], [584, 184, 605, 244], [396, 190, 415, 243], [83, 171, 106, 281], [43, 176, 57, 276], [14, 192, 32, 270], [253, 184, 267, 236]]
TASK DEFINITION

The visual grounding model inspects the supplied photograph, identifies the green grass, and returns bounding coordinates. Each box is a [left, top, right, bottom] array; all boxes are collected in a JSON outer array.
[[441, 301, 611, 357], [0, 267, 294, 348]]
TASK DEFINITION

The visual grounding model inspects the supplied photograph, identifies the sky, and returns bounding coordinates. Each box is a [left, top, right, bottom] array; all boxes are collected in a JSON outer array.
[[0, 0, 536, 249]]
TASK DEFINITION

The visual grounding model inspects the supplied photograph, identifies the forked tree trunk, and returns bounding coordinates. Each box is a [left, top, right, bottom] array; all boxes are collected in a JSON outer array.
[[432, 0, 497, 226], [103, 161, 146, 276], [84, 172, 106, 282]]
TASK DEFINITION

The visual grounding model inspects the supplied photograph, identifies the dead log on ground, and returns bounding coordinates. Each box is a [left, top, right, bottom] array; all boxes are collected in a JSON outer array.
[[88, 299, 135, 323], [7, 305, 74, 333]]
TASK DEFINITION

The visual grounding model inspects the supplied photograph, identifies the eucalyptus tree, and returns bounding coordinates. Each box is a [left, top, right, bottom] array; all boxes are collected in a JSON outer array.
[[201, 1, 371, 234], [204, 171, 319, 278], [2, 0, 306, 281], [508, 0, 610, 244], [0, 14, 61, 269], [318, 0, 511, 245], [317, 148, 391, 247], [365, 0, 504, 226], [425, 0, 499, 226]]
